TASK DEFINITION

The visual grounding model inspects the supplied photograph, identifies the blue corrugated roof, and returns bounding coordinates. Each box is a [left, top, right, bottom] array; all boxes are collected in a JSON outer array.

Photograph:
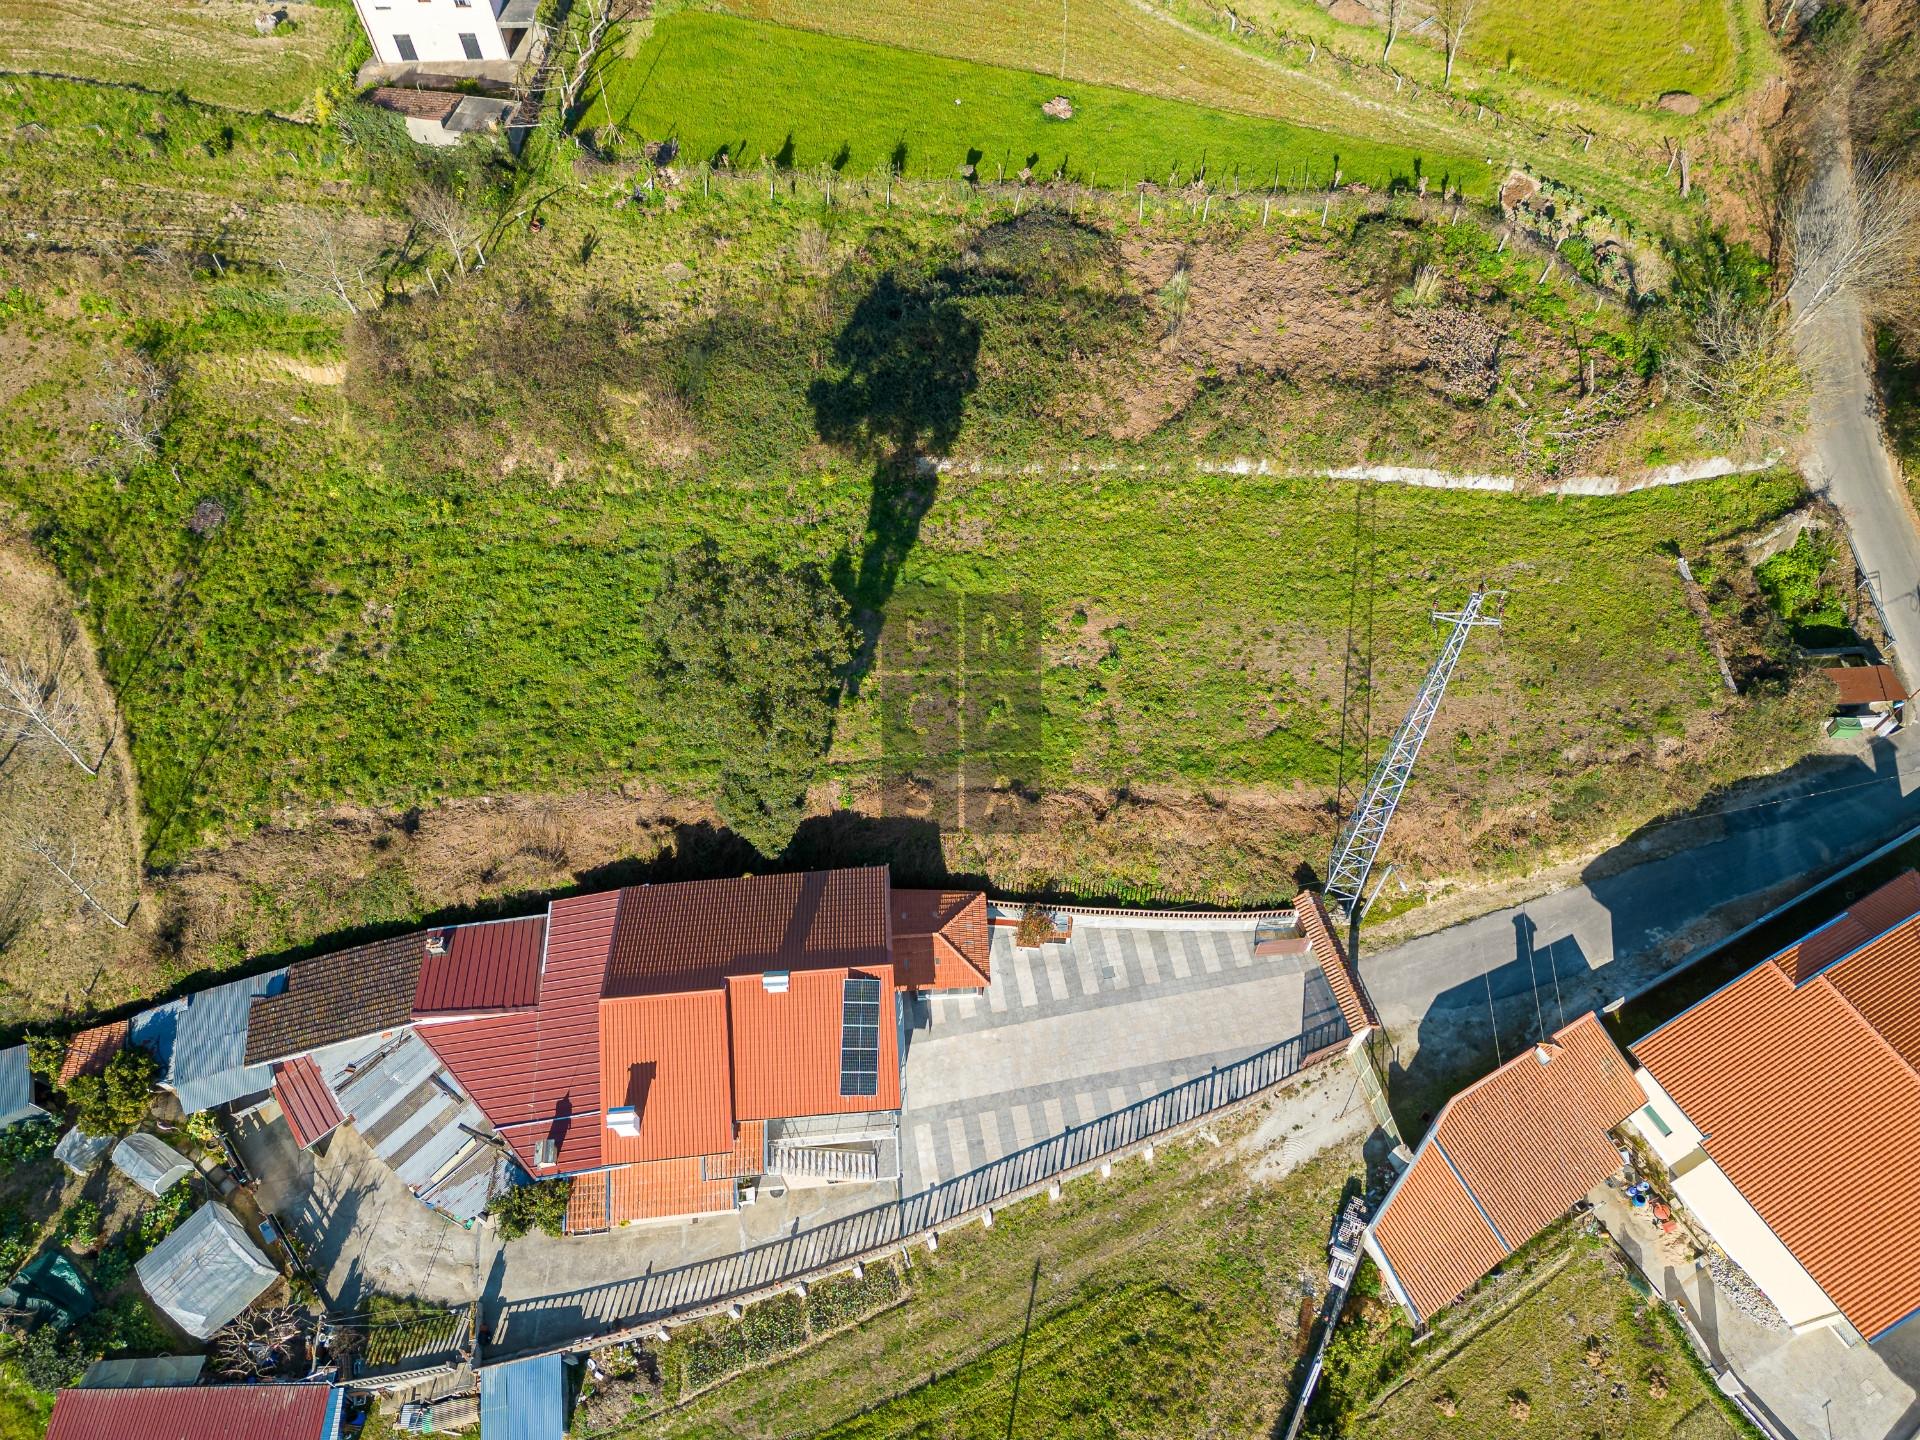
[[0, 1045, 37, 1124], [480, 1354, 566, 1440], [132, 969, 286, 1114]]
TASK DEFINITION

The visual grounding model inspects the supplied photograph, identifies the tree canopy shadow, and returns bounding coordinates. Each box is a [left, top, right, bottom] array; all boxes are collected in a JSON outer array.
[[809, 269, 981, 628]]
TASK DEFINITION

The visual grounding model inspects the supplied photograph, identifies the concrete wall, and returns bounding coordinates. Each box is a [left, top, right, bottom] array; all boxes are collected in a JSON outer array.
[[1630, 1068, 1847, 1336], [350, 0, 508, 66]]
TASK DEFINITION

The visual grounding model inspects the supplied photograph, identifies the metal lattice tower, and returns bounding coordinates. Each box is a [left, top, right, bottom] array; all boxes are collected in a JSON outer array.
[[1325, 589, 1506, 943]]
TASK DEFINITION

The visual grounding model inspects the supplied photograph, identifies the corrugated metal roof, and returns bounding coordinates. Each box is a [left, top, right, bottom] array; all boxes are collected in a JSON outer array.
[[246, 932, 428, 1065], [604, 867, 891, 997], [132, 970, 287, 1114], [892, 890, 991, 989], [1822, 663, 1908, 707], [414, 915, 547, 1017], [480, 1354, 566, 1440], [273, 1056, 346, 1149], [728, 965, 900, 1122], [1634, 873, 1920, 1340], [47, 1383, 337, 1440], [328, 1032, 504, 1223], [0, 1044, 36, 1124], [1293, 892, 1378, 1035], [1368, 1013, 1639, 1322], [423, 891, 617, 1175], [59, 1021, 127, 1086], [599, 991, 734, 1163], [135, 1203, 278, 1340]]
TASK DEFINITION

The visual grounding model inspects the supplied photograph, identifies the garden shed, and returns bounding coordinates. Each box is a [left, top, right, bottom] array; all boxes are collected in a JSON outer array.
[[479, 1353, 567, 1439], [0, 1044, 46, 1128], [54, 1128, 112, 1176], [135, 1202, 278, 1339], [110, 1133, 195, 1197], [131, 969, 288, 1114]]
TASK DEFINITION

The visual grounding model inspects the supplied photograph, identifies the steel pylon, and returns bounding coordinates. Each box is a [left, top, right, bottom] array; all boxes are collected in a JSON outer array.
[[1325, 589, 1506, 941]]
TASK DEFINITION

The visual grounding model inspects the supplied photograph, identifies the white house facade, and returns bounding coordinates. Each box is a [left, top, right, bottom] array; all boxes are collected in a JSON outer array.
[[348, 0, 539, 68]]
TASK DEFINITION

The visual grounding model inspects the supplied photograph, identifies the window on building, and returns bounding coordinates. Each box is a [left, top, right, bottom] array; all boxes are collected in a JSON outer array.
[[1640, 1103, 1673, 1138], [455, 0, 472, 7], [459, 31, 482, 58], [392, 32, 417, 60], [839, 975, 881, 1097]]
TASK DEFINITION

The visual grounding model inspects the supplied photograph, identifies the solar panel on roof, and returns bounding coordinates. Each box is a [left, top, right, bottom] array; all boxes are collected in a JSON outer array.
[[839, 975, 881, 1097]]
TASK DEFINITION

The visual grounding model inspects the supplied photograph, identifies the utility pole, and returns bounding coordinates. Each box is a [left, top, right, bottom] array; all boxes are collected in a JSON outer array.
[[1325, 589, 1506, 958]]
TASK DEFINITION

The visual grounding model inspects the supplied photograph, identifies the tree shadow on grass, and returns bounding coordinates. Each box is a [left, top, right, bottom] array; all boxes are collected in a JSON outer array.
[[809, 269, 981, 647]]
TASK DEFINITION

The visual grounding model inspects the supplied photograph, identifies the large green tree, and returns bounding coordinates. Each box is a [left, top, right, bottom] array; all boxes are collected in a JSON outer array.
[[641, 541, 856, 858]]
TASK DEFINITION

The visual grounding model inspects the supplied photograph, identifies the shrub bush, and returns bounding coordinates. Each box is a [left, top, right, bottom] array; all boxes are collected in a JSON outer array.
[[0, 1117, 58, 1165], [486, 1178, 572, 1240], [63, 1045, 160, 1135]]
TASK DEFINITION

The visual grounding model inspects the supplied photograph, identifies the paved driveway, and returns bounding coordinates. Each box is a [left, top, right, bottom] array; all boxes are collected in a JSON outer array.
[[901, 914, 1338, 1192]]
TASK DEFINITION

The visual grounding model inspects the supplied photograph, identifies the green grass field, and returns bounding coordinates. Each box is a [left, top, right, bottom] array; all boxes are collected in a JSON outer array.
[[585, 10, 1488, 195], [1460, 0, 1738, 107], [1328, 1236, 1743, 1439], [0, 89, 1821, 909], [0, 0, 358, 115], [593, 1115, 1360, 1437]]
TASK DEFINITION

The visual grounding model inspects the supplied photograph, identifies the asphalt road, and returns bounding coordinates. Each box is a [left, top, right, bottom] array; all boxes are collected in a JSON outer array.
[[1796, 137, 1920, 687], [1361, 725, 1920, 1112]]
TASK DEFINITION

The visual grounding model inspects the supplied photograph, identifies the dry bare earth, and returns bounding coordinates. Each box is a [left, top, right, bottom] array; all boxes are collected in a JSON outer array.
[[0, 517, 143, 1020]]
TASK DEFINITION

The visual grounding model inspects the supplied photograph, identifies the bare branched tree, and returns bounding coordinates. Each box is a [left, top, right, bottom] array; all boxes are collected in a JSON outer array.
[[93, 354, 171, 466], [18, 834, 131, 929], [1788, 153, 1920, 332], [1434, 0, 1481, 88], [275, 210, 382, 316], [1381, 0, 1404, 62], [211, 1306, 311, 1379], [0, 646, 102, 776], [1668, 293, 1806, 450], [411, 186, 482, 276], [557, 0, 631, 117]]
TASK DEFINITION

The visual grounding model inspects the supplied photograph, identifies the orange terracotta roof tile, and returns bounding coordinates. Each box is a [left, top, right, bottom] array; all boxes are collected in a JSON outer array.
[[1293, 892, 1378, 1034], [728, 965, 899, 1122], [702, 1120, 766, 1180], [565, 1160, 738, 1230], [1634, 872, 1920, 1340], [1369, 1013, 1639, 1322], [604, 868, 890, 998], [59, 1021, 127, 1087], [892, 890, 990, 989], [599, 991, 734, 1164]]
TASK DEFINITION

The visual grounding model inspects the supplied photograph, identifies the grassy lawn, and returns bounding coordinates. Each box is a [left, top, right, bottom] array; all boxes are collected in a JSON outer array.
[[0, 0, 358, 115], [581, 1103, 1361, 1437], [585, 10, 1488, 196], [0, 1364, 51, 1440], [0, 94, 1823, 934], [1459, 0, 1738, 107], [1327, 1232, 1745, 1439]]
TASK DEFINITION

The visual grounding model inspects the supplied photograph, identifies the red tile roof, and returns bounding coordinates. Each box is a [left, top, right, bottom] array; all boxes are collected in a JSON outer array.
[[47, 1384, 336, 1440], [414, 916, 547, 1017], [1369, 1013, 1640, 1321], [1769, 869, 1920, 984], [1294, 892, 1378, 1035], [246, 932, 427, 1065], [422, 891, 618, 1175], [1633, 872, 1920, 1340], [599, 991, 735, 1164], [59, 1020, 128, 1086], [728, 965, 900, 1122], [566, 1158, 740, 1232], [273, 1056, 345, 1150], [703, 1119, 767, 1180], [604, 868, 891, 997], [892, 890, 991, 989]]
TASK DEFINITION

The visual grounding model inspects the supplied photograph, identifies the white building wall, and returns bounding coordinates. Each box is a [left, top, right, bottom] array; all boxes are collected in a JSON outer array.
[[351, 0, 509, 66], [1630, 1068, 1848, 1336]]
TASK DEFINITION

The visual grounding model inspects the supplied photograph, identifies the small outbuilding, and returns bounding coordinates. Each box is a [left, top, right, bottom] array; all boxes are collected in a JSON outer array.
[[135, 1202, 278, 1339], [479, 1352, 567, 1439], [110, 1133, 195, 1197], [54, 1128, 113, 1176], [131, 969, 287, 1114], [0, 1044, 47, 1129], [47, 1381, 341, 1440]]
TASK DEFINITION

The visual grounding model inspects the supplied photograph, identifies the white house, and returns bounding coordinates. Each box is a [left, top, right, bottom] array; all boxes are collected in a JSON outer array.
[[1629, 871, 1920, 1345], [348, 0, 539, 69]]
